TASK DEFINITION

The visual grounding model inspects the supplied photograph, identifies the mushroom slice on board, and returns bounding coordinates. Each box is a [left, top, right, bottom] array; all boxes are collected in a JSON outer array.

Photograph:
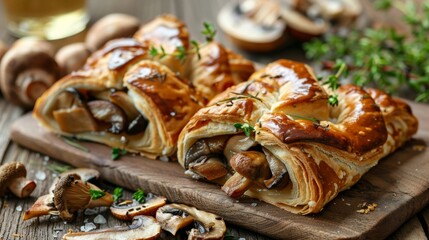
[[62, 215, 161, 240], [110, 193, 167, 220], [48, 168, 100, 193], [156, 204, 226, 239], [0, 161, 36, 198], [23, 194, 56, 220]]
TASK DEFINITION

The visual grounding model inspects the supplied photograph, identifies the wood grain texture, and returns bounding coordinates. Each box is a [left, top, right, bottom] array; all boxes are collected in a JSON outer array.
[[10, 99, 429, 240]]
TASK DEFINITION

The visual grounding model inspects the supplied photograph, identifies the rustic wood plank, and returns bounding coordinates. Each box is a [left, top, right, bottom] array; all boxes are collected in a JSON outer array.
[[9, 99, 429, 240], [388, 217, 427, 240], [0, 100, 23, 161]]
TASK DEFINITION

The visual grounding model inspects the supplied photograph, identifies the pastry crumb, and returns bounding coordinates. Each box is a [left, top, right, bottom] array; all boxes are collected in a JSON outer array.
[[412, 145, 426, 151], [357, 203, 377, 214], [12, 233, 23, 238]]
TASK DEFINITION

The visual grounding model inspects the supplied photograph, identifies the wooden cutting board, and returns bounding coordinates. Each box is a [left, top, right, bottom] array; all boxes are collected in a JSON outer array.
[[10, 101, 429, 240]]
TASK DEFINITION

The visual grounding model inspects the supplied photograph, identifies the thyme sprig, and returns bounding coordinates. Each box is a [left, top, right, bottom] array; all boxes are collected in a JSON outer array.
[[133, 188, 145, 203], [149, 22, 216, 62], [234, 123, 255, 137], [113, 187, 123, 202], [304, 0, 429, 102], [112, 147, 127, 160], [319, 59, 347, 107]]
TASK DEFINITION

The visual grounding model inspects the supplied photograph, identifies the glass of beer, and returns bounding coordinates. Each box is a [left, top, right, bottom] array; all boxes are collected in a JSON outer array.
[[2, 0, 89, 40]]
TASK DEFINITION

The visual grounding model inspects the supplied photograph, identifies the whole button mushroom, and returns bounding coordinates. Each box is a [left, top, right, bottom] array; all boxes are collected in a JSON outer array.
[[55, 43, 91, 76], [0, 161, 37, 198], [85, 13, 140, 52], [0, 38, 61, 109]]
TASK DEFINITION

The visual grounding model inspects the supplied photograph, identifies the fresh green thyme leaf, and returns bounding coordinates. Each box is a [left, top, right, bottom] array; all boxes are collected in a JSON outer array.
[[113, 187, 123, 202], [288, 114, 320, 123], [133, 188, 145, 203], [149, 46, 159, 58], [191, 40, 201, 60], [175, 46, 187, 62], [89, 189, 105, 200], [112, 147, 127, 160], [328, 94, 339, 107], [234, 123, 255, 137], [201, 22, 216, 42], [46, 163, 73, 174], [62, 136, 89, 152]]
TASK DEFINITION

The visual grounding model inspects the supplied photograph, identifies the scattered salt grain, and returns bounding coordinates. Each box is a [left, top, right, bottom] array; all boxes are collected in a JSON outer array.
[[35, 171, 47, 181], [15, 205, 22, 212], [239, 238, 246, 240], [94, 214, 107, 224], [84, 208, 98, 216], [81, 222, 96, 232], [43, 156, 50, 161], [251, 202, 258, 207]]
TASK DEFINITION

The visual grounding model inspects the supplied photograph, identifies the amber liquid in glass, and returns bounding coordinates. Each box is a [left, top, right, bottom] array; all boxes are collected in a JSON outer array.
[[2, 0, 89, 40]]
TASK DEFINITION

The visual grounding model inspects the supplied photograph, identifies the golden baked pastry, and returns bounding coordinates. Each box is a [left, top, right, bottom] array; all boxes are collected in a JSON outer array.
[[34, 15, 255, 159], [177, 59, 418, 214]]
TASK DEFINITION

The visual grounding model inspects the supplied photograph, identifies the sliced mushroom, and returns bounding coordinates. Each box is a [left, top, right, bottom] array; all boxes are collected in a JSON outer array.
[[53, 106, 97, 133], [0, 38, 60, 108], [217, 0, 287, 52], [87, 100, 127, 134], [223, 134, 256, 161], [55, 43, 91, 76], [23, 194, 56, 220], [280, 6, 329, 41], [62, 215, 161, 240], [49, 168, 100, 193], [156, 203, 226, 239], [262, 148, 290, 189], [0, 161, 36, 198], [109, 91, 140, 120], [53, 173, 113, 221], [85, 13, 140, 52], [110, 193, 167, 221], [184, 136, 229, 180], [222, 151, 271, 198], [127, 114, 149, 135]]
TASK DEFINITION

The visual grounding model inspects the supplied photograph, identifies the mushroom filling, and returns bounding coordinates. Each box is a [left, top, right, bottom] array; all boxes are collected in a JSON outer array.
[[52, 88, 149, 136], [185, 134, 290, 197]]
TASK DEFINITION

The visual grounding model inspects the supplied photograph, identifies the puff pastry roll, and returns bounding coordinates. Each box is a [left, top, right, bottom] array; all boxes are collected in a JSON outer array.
[[178, 59, 418, 214], [34, 55, 201, 158], [134, 14, 190, 76]]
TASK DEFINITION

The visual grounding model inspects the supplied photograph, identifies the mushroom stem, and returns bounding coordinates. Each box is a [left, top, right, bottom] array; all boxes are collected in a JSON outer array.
[[221, 173, 253, 198], [16, 69, 54, 104], [8, 177, 37, 198]]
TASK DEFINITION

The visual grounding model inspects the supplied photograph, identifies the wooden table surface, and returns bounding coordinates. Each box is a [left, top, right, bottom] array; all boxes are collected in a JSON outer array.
[[0, 0, 427, 239]]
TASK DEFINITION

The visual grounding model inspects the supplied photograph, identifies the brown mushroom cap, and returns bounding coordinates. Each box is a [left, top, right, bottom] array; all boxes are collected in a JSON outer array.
[[156, 203, 226, 239], [0, 162, 27, 196], [0, 41, 7, 62], [55, 43, 91, 76], [0, 38, 60, 108], [49, 168, 100, 193], [85, 13, 140, 52], [230, 151, 270, 180], [62, 215, 161, 240]]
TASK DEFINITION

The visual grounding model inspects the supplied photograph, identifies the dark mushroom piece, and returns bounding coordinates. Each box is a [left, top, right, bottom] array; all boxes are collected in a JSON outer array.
[[156, 203, 226, 240], [87, 100, 127, 134], [48, 168, 100, 193], [0, 38, 60, 109], [221, 151, 271, 198], [62, 215, 161, 240], [184, 136, 230, 181], [110, 193, 167, 220], [0, 162, 36, 198], [24, 173, 113, 221], [55, 43, 91, 76]]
